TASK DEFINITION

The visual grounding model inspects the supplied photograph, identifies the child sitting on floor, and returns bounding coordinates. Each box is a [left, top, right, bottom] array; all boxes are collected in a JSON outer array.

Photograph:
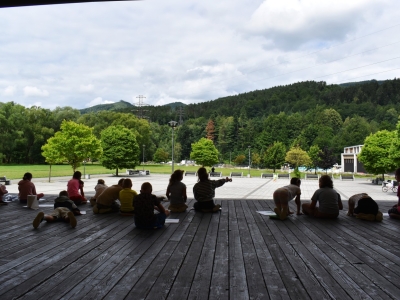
[[0, 183, 8, 205], [193, 167, 232, 213], [32, 190, 81, 229], [166, 169, 188, 213], [133, 182, 170, 229], [90, 179, 108, 206], [119, 178, 138, 215]]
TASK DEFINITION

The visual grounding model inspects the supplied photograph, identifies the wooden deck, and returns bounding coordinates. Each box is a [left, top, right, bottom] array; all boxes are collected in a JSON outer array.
[[1, 196, 400, 299]]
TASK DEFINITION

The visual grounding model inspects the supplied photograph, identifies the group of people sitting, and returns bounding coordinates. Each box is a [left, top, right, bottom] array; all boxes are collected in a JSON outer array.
[[28, 166, 231, 230], [272, 170, 400, 221], [3, 167, 400, 229]]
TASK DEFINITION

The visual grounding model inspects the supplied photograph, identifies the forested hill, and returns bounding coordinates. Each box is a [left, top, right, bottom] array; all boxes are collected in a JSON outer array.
[[83, 79, 400, 125]]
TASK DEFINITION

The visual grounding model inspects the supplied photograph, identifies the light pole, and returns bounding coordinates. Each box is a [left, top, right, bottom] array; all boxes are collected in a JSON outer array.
[[248, 146, 251, 177], [168, 120, 178, 173], [142, 145, 145, 171], [83, 160, 86, 178]]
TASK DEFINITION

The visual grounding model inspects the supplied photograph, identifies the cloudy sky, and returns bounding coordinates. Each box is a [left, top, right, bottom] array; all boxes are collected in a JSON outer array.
[[0, 0, 399, 110]]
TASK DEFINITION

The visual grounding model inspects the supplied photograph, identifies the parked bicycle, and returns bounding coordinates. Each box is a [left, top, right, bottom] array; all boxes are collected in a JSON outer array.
[[382, 180, 398, 193]]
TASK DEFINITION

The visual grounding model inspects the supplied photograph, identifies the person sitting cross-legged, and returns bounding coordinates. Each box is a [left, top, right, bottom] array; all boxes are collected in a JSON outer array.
[[302, 175, 343, 219], [133, 182, 170, 229]]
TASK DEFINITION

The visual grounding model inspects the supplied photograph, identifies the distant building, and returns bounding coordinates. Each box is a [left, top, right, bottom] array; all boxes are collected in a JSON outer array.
[[340, 145, 366, 173]]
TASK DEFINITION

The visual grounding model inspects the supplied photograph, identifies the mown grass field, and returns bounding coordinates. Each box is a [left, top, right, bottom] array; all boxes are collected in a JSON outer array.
[[0, 163, 375, 180], [0, 163, 272, 179]]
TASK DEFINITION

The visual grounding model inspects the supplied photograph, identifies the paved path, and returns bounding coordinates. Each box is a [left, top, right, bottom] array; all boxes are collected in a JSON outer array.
[[6, 173, 397, 202]]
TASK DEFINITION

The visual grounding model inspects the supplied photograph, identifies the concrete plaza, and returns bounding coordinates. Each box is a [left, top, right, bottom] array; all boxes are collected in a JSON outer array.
[[5, 173, 397, 203]]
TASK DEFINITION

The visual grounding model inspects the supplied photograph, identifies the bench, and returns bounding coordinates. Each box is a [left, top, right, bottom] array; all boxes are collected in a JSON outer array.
[[230, 172, 243, 177], [261, 173, 274, 178], [126, 170, 149, 176], [210, 172, 222, 177], [0, 176, 10, 185], [127, 170, 140, 175], [278, 173, 290, 179], [340, 175, 354, 181], [305, 174, 319, 180], [185, 171, 197, 176]]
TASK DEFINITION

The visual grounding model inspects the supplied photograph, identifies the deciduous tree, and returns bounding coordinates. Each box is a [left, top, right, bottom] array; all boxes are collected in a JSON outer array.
[[100, 125, 140, 176], [359, 130, 397, 180], [190, 138, 219, 167], [41, 120, 102, 172], [263, 142, 286, 172]]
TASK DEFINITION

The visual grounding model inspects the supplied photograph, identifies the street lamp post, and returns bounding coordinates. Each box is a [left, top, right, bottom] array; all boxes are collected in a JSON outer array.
[[168, 120, 178, 173], [142, 145, 145, 171], [248, 146, 251, 177], [83, 160, 86, 178]]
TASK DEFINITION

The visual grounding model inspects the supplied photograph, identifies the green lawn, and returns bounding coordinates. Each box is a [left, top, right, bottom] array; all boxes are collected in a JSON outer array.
[[0, 164, 376, 180]]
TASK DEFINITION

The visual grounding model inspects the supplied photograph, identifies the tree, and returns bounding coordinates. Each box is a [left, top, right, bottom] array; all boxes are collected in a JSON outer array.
[[190, 137, 219, 167], [153, 148, 169, 163], [285, 146, 311, 171], [234, 154, 246, 165], [100, 125, 140, 176], [252, 152, 261, 168], [263, 141, 286, 172], [41, 143, 63, 182], [358, 130, 397, 180], [389, 120, 400, 166], [41, 120, 102, 172], [307, 145, 322, 174], [318, 147, 337, 174], [206, 119, 215, 141]]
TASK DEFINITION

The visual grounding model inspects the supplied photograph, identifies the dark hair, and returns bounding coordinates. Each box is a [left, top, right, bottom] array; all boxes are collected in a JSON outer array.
[[141, 182, 152, 192], [59, 190, 68, 197], [23, 172, 32, 180], [169, 169, 184, 185], [290, 177, 301, 185], [118, 178, 125, 186], [97, 179, 105, 185], [197, 167, 209, 182], [72, 171, 82, 180], [122, 178, 132, 189], [395, 168, 400, 176], [319, 175, 333, 188]]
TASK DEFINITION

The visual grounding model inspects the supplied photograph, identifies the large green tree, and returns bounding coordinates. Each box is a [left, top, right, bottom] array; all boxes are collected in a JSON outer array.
[[153, 148, 169, 163], [358, 130, 397, 180], [100, 125, 140, 176], [190, 137, 219, 167], [285, 146, 311, 173], [263, 141, 286, 172], [41, 120, 102, 172], [307, 145, 322, 174]]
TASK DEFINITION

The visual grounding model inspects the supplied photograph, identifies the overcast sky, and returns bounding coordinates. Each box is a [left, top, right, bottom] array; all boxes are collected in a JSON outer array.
[[0, 0, 399, 110]]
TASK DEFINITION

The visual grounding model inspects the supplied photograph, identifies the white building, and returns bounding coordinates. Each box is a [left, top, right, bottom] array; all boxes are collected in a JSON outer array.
[[340, 145, 366, 173]]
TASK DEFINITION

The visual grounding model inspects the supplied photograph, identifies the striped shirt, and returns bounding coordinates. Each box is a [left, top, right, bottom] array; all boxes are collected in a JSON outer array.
[[193, 179, 226, 202]]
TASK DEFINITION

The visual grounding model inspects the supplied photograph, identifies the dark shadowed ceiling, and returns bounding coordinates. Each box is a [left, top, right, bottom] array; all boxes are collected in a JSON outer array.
[[0, 0, 136, 8]]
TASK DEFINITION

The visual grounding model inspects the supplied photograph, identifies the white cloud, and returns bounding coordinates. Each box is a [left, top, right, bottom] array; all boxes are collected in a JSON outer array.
[[86, 97, 115, 107], [3, 86, 16, 96], [247, 0, 382, 50], [0, 0, 397, 109], [23, 86, 49, 97], [79, 84, 94, 92]]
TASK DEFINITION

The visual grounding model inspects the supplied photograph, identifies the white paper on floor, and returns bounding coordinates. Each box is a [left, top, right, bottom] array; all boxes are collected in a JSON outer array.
[[24, 204, 54, 208], [80, 211, 86, 214], [257, 211, 277, 216], [165, 219, 179, 223], [383, 213, 389, 216]]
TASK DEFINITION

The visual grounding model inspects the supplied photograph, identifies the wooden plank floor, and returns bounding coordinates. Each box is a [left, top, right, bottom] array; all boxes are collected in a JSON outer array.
[[1, 195, 400, 300]]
